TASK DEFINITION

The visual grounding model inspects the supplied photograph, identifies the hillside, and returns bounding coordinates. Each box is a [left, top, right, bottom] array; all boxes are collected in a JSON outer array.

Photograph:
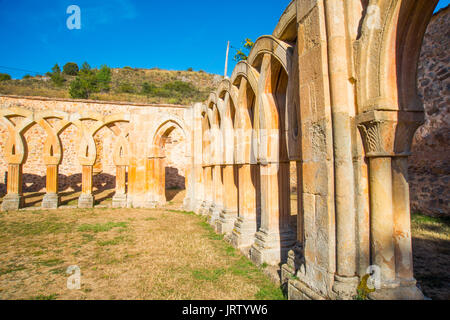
[[0, 67, 222, 105]]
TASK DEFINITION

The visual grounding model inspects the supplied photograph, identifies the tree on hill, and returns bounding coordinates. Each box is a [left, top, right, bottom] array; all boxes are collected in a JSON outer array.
[[69, 62, 112, 99], [63, 62, 79, 76], [0, 73, 12, 81], [96, 65, 112, 91], [51, 64, 64, 87]]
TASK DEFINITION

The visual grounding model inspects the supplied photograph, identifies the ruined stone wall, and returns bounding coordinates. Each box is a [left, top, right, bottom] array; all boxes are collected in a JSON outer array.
[[0, 96, 189, 195], [411, 6, 450, 217]]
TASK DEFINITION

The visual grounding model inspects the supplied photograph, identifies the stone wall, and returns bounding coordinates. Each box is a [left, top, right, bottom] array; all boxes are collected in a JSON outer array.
[[411, 6, 449, 217], [0, 96, 189, 196]]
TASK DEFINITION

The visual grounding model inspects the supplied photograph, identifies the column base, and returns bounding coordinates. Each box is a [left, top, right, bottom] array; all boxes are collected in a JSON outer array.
[[230, 216, 257, 250], [287, 278, 327, 300], [1, 194, 23, 211], [216, 209, 238, 235], [42, 193, 59, 209], [199, 201, 211, 215], [332, 275, 360, 300], [145, 200, 158, 209], [112, 193, 127, 208], [368, 279, 424, 300], [250, 227, 296, 266], [207, 204, 222, 227], [281, 244, 305, 284], [78, 194, 94, 208]]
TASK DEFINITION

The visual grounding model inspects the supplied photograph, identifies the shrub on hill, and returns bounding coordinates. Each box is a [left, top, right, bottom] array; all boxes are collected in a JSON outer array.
[[63, 62, 79, 76], [0, 73, 11, 81], [51, 64, 64, 87]]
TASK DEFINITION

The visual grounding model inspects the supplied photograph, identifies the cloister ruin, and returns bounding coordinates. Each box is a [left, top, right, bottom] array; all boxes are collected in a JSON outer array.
[[0, 0, 445, 300]]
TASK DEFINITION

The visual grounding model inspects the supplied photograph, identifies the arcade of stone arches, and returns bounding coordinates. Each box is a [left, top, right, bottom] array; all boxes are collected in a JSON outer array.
[[0, 0, 440, 300]]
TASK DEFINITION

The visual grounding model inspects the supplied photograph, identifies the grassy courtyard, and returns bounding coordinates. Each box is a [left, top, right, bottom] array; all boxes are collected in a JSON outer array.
[[0, 206, 284, 300]]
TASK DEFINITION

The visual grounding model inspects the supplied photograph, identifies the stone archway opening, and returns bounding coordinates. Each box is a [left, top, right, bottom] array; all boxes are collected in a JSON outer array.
[[162, 126, 187, 203], [408, 5, 450, 300]]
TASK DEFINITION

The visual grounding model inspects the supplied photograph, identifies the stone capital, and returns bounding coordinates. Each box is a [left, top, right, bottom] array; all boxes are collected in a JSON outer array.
[[356, 111, 424, 158]]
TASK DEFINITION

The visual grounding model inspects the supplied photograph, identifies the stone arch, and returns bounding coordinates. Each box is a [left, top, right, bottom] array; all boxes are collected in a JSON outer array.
[[354, 0, 439, 299], [272, 0, 298, 43], [217, 79, 238, 165], [248, 36, 293, 76], [149, 115, 189, 158], [355, 0, 438, 115]]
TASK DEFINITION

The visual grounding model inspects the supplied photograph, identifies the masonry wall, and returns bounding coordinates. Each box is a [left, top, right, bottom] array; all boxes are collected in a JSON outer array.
[[411, 6, 450, 217], [0, 96, 189, 196]]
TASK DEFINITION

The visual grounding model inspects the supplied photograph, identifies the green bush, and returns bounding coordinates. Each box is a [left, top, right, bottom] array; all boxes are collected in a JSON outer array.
[[0, 73, 11, 81], [63, 62, 79, 76], [69, 78, 89, 99], [51, 64, 64, 87], [22, 74, 32, 79], [96, 65, 111, 91], [118, 82, 135, 93]]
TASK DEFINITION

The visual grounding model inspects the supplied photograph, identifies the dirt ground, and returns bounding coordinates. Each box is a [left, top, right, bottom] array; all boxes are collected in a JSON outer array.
[[0, 189, 448, 300], [411, 213, 450, 300], [0, 190, 283, 300]]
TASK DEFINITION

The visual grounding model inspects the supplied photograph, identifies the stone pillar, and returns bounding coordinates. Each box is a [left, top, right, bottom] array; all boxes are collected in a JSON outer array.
[[42, 164, 59, 209], [216, 164, 238, 234], [392, 157, 415, 282], [208, 165, 223, 226], [231, 164, 258, 250], [358, 110, 424, 300], [157, 157, 166, 205], [203, 166, 214, 215], [144, 158, 157, 208], [250, 162, 296, 265], [113, 165, 127, 208], [78, 165, 94, 208], [1, 163, 24, 211]]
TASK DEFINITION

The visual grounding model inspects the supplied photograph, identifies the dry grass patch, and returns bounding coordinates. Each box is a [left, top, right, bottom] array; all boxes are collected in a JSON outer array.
[[0, 207, 284, 300]]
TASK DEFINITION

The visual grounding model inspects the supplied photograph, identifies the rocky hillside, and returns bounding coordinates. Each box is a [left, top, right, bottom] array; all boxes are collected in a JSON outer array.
[[0, 67, 222, 105]]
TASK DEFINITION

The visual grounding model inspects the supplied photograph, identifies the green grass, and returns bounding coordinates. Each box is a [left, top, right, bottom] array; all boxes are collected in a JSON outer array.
[[192, 268, 226, 281], [35, 259, 65, 267], [78, 222, 128, 233], [30, 294, 58, 300], [97, 236, 128, 246], [0, 220, 74, 236], [0, 264, 27, 275], [411, 212, 450, 235]]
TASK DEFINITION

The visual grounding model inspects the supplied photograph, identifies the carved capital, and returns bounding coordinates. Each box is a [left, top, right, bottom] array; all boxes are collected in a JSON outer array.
[[357, 111, 424, 158]]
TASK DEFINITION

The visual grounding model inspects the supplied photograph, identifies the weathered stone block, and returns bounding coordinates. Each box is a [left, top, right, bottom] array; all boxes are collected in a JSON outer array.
[[42, 193, 59, 209]]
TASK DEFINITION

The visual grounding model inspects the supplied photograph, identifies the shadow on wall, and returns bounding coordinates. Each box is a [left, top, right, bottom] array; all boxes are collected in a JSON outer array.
[[0, 172, 117, 196]]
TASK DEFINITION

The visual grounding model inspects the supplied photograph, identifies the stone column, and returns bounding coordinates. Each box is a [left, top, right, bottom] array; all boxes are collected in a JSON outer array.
[[204, 166, 213, 214], [1, 163, 24, 211], [144, 158, 157, 208], [216, 164, 238, 234], [113, 165, 127, 208], [250, 162, 296, 265], [127, 161, 136, 207], [158, 157, 166, 205], [358, 110, 424, 300], [79, 165, 94, 208], [231, 163, 258, 250], [42, 164, 59, 209], [208, 165, 223, 226]]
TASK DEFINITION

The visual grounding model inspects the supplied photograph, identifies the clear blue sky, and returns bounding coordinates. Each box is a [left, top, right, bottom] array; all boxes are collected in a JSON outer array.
[[0, 0, 448, 79]]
